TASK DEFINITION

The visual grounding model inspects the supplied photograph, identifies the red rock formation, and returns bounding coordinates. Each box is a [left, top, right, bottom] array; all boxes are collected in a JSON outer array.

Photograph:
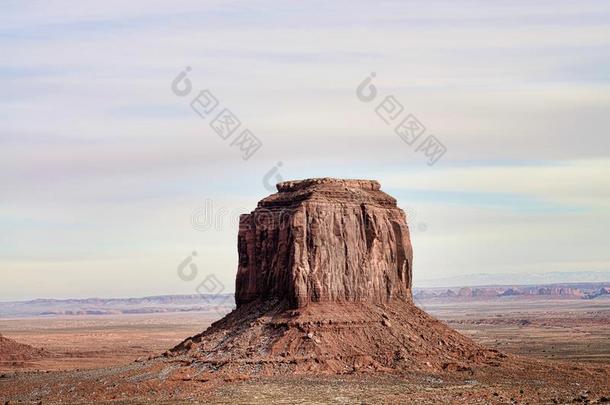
[[167, 178, 502, 375], [235, 178, 413, 308]]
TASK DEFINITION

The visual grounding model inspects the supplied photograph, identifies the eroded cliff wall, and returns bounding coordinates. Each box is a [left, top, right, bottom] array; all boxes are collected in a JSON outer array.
[[235, 178, 413, 308]]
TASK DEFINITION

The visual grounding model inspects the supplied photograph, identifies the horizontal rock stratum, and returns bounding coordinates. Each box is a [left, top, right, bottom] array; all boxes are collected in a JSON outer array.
[[236, 178, 413, 308]]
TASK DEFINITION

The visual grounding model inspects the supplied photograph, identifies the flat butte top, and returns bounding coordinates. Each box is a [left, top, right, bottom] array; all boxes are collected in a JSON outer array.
[[277, 178, 380, 192], [258, 178, 398, 209]]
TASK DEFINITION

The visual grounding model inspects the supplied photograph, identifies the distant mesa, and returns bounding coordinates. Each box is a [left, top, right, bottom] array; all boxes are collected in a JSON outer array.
[[412, 284, 610, 301]]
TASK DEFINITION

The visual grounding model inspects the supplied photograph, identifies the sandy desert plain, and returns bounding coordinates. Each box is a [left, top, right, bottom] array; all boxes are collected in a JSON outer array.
[[1, 293, 609, 404]]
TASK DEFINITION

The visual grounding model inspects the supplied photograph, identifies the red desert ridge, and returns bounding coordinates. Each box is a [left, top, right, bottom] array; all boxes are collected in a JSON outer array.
[[1, 178, 609, 403], [0, 334, 49, 366]]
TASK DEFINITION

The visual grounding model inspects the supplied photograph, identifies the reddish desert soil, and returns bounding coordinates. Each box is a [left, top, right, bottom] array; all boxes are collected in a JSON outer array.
[[1, 298, 609, 404], [419, 296, 610, 364], [0, 312, 217, 372], [0, 334, 50, 369]]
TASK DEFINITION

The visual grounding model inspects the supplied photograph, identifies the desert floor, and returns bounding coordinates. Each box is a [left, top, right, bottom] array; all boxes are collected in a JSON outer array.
[[0, 312, 212, 372], [1, 297, 609, 403], [419, 297, 610, 364]]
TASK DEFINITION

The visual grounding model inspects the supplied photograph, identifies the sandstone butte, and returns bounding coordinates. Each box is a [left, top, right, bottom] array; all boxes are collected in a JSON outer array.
[[235, 178, 413, 308], [168, 178, 503, 374]]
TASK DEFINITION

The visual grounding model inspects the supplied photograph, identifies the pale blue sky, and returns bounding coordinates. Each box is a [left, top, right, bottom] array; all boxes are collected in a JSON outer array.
[[1, 1, 609, 300]]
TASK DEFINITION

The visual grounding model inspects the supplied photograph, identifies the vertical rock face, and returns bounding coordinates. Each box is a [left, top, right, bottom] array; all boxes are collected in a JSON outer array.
[[235, 178, 413, 308]]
